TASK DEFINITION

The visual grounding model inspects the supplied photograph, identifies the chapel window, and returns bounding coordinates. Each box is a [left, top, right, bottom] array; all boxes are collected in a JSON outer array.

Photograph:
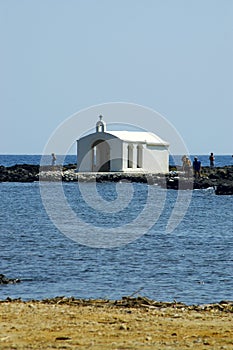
[[127, 144, 133, 168], [137, 145, 143, 168]]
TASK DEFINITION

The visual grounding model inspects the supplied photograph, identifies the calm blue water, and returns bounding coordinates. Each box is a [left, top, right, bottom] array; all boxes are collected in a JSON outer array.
[[0, 154, 233, 167], [0, 154, 77, 167], [0, 155, 233, 305]]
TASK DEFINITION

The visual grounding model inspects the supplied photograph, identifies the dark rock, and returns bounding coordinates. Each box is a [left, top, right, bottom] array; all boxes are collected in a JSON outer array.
[[215, 183, 233, 195], [62, 163, 77, 171], [0, 164, 39, 182], [166, 166, 233, 194], [55, 336, 71, 341], [193, 178, 214, 189], [0, 274, 21, 284], [209, 173, 220, 180], [166, 178, 179, 190]]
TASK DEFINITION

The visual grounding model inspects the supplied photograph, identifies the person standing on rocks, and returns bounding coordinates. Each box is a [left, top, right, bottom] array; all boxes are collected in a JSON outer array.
[[184, 157, 192, 178], [193, 157, 201, 178], [181, 155, 186, 170], [209, 152, 215, 168], [51, 153, 56, 168]]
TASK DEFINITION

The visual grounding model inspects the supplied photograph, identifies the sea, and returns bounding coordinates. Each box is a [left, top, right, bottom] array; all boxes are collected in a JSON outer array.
[[0, 155, 233, 305], [0, 154, 232, 168]]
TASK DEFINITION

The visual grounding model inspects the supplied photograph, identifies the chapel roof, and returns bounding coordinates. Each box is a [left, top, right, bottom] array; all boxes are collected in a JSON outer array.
[[78, 116, 169, 146], [107, 130, 169, 146]]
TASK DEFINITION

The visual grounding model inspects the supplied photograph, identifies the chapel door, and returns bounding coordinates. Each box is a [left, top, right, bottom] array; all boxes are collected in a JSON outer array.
[[92, 140, 110, 172]]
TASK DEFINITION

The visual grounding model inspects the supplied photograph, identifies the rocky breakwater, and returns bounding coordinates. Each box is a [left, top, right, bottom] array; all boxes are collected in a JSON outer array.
[[39, 168, 166, 186], [0, 164, 77, 182], [0, 164, 39, 182], [1, 163, 232, 194], [205, 166, 233, 195], [167, 165, 233, 195]]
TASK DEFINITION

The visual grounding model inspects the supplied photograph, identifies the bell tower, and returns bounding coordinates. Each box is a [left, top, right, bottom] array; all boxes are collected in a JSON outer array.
[[96, 115, 106, 133]]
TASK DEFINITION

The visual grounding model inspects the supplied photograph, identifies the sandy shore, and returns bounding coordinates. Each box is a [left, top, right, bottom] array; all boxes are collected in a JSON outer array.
[[1, 297, 233, 349]]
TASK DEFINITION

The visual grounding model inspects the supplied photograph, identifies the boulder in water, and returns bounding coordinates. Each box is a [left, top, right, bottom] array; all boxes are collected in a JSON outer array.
[[0, 274, 21, 284]]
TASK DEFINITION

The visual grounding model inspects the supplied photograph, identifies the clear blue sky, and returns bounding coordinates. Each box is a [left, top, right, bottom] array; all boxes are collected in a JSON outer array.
[[1, 0, 232, 154]]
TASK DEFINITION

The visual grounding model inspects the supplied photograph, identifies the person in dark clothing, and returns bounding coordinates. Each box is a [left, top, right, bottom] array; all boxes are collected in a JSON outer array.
[[193, 157, 201, 178], [209, 152, 215, 167]]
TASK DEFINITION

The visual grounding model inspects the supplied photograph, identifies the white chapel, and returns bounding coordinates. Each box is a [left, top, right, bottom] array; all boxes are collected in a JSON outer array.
[[77, 116, 169, 173]]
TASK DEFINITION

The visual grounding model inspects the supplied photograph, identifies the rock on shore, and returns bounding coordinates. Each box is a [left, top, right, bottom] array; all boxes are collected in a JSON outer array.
[[0, 164, 232, 194]]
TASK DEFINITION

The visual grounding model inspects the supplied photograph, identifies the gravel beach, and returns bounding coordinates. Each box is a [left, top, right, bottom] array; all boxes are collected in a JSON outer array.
[[1, 297, 233, 349]]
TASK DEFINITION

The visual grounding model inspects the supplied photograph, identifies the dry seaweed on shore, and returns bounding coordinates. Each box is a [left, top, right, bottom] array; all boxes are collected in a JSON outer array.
[[2, 295, 233, 313]]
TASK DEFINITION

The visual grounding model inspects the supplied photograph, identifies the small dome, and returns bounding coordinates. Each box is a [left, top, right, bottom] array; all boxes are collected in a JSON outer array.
[[96, 115, 106, 133]]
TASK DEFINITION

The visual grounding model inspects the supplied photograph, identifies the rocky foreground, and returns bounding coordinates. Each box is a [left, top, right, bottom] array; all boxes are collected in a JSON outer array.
[[0, 296, 233, 349], [0, 163, 233, 194]]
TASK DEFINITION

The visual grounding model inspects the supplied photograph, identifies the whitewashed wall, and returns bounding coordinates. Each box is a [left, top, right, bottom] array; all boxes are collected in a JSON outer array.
[[77, 132, 169, 173]]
